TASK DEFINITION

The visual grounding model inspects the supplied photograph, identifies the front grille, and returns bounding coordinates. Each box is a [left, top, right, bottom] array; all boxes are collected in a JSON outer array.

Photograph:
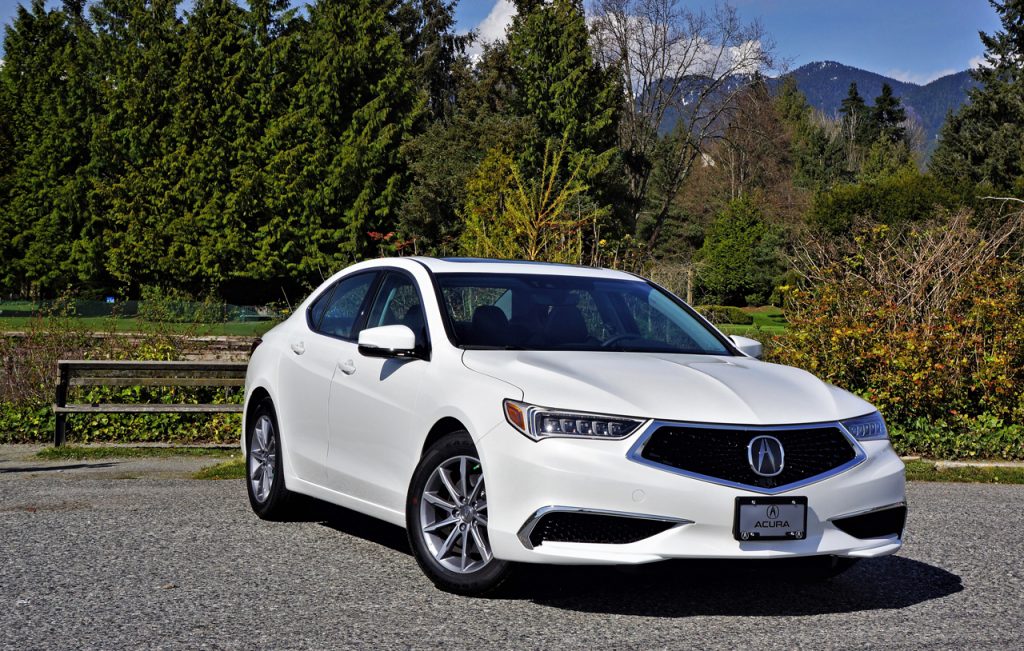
[[528, 512, 676, 547], [833, 506, 907, 539], [638, 425, 858, 490]]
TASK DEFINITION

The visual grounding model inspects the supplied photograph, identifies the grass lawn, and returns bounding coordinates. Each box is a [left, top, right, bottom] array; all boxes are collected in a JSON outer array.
[[1, 316, 279, 337], [904, 459, 1024, 484], [194, 457, 246, 479], [717, 306, 787, 337], [36, 445, 237, 460]]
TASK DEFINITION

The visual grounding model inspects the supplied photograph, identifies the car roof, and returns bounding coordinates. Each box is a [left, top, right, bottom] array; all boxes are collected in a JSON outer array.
[[408, 257, 638, 280]]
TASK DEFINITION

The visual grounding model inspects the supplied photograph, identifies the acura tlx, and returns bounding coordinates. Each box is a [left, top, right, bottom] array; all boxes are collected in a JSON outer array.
[[241, 257, 906, 594]]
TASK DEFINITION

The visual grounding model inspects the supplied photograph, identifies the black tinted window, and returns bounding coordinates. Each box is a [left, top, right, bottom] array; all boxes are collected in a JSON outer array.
[[315, 272, 376, 339], [436, 273, 729, 355]]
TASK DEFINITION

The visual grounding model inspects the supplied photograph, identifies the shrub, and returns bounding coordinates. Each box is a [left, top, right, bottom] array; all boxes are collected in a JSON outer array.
[[771, 211, 1024, 460], [138, 285, 227, 323], [695, 305, 754, 325]]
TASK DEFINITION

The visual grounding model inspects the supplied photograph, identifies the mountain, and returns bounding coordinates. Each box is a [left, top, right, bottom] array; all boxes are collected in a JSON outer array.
[[776, 61, 977, 150]]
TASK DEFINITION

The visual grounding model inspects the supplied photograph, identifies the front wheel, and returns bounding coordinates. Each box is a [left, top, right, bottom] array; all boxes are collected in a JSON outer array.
[[798, 555, 859, 581], [406, 431, 512, 595]]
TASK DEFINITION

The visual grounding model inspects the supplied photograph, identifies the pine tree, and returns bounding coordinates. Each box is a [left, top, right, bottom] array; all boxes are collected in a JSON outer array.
[[0, 0, 104, 295], [397, 0, 472, 121], [505, 0, 620, 168], [931, 0, 1024, 191], [153, 0, 260, 296], [262, 0, 421, 285], [774, 76, 845, 189], [696, 196, 783, 306], [91, 0, 184, 294], [872, 83, 907, 144]]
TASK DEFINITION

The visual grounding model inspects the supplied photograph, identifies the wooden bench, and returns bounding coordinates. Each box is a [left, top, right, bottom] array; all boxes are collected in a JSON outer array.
[[53, 360, 247, 446]]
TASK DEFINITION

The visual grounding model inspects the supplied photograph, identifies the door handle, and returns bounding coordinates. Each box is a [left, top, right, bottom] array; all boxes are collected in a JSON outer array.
[[338, 359, 357, 375], [290, 340, 305, 355]]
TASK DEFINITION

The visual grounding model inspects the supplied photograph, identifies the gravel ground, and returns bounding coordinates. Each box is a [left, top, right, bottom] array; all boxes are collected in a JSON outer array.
[[1, 454, 1022, 650]]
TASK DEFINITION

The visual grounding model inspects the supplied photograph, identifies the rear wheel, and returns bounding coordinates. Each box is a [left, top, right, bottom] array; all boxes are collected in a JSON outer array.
[[406, 431, 512, 595], [245, 398, 293, 519]]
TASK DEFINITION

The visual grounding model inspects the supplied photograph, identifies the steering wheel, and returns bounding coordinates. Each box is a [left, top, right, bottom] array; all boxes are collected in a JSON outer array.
[[600, 334, 639, 348]]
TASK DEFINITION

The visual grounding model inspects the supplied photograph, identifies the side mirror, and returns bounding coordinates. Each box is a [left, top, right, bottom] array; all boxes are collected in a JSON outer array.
[[730, 335, 763, 360], [358, 325, 421, 359]]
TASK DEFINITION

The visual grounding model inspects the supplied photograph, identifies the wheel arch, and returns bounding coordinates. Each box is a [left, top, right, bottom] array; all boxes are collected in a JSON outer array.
[[421, 416, 472, 458]]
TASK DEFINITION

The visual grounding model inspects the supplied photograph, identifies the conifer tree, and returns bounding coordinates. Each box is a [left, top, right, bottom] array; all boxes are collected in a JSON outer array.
[[263, 0, 421, 285], [931, 0, 1024, 191], [505, 0, 620, 170], [872, 83, 907, 144], [0, 0, 103, 295], [91, 0, 184, 293]]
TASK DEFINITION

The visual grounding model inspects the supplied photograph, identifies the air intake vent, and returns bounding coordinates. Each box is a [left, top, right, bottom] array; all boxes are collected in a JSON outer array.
[[528, 512, 677, 547], [833, 505, 907, 539]]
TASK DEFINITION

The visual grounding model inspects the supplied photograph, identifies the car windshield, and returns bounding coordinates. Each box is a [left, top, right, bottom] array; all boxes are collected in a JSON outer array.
[[435, 272, 731, 355]]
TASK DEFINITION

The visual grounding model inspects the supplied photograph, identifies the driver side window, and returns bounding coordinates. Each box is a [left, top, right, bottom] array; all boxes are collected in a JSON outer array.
[[366, 271, 428, 349]]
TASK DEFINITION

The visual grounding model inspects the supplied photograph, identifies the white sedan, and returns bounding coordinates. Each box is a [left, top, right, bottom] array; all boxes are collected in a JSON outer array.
[[242, 257, 906, 594]]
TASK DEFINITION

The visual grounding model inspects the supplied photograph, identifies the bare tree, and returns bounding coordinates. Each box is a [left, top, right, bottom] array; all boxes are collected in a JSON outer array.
[[591, 0, 774, 246]]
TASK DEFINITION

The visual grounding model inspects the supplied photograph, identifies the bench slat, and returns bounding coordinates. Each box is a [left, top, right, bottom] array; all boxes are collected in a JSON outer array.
[[54, 403, 243, 414], [69, 377, 246, 387], [58, 360, 247, 373]]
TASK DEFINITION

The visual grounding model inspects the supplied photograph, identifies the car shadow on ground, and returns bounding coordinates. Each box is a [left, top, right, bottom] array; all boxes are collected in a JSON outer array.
[[0, 462, 118, 474], [289, 496, 413, 556], [509, 555, 963, 616], [289, 497, 962, 616]]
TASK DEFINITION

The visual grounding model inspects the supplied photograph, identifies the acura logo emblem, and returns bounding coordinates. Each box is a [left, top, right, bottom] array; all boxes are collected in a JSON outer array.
[[748, 435, 784, 477]]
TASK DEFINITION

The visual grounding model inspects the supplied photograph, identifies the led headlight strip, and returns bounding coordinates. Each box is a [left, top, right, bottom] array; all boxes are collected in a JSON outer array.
[[504, 399, 646, 441], [841, 411, 890, 441]]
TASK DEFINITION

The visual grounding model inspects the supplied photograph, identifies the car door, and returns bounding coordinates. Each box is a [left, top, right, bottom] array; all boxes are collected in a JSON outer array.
[[325, 269, 430, 512], [277, 271, 378, 485]]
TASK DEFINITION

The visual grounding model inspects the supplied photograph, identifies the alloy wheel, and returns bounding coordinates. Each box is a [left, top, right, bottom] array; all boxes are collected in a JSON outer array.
[[249, 414, 277, 503], [419, 455, 492, 573]]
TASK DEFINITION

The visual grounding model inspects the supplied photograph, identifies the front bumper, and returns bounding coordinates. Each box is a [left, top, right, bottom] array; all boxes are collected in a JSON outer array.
[[478, 422, 906, 565]]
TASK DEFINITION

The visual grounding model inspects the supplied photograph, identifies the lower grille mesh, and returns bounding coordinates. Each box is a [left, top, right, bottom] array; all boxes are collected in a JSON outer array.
[[529, 512, 676, 547]]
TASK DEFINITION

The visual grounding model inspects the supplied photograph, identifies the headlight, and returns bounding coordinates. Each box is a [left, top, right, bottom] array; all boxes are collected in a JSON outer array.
[[503, 399, 646, 441], [841, 411, 889, 441]]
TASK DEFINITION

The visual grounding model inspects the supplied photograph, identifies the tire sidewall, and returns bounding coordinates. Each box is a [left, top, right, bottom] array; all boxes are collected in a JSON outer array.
[[406, 431, 511, 595], [245, 398, 290, 519]]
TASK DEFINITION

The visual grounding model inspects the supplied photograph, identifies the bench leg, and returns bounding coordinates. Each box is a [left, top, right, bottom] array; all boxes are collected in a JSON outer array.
[[54, 413, 67, 447], [54, 365, 69, 447]]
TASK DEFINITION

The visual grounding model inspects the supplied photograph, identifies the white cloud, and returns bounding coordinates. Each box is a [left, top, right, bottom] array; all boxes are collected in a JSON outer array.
[[466, 1, 517, 59], [968, 54, 987, 69], [885, 67, 958, 85]]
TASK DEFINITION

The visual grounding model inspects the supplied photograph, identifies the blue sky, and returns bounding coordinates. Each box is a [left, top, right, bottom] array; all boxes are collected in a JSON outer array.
[[0, 0, 1005, 84]]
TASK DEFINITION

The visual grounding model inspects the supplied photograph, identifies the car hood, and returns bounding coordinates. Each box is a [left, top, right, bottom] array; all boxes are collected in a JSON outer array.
[[461, 350, 874, 425]]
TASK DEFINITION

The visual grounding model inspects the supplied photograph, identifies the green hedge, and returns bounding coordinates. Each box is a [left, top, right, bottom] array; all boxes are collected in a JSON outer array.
[[695, 305, 754, 325]]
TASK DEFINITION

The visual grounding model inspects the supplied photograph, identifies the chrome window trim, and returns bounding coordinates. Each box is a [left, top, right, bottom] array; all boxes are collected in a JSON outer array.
[[517, 506, 693, 550], [625, 419, 868, 496]]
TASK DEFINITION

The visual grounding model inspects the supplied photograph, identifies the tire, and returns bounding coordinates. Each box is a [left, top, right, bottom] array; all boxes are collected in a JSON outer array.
[[406, 431, 512, 595], [245, 397, 293, 520], [798, 555, 859, 581]]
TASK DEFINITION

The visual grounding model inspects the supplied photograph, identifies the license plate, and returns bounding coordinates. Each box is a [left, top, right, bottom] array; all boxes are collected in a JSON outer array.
[[734, 496, 807, 541]]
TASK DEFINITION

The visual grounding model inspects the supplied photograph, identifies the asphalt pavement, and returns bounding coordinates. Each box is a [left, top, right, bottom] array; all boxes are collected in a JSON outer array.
[[1, 450, 1021, 650]]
